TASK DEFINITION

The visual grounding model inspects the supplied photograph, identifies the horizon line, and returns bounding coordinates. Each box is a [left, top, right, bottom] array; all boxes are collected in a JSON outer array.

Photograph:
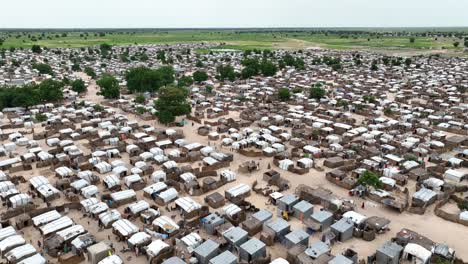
[[1, 26, 468, 31]]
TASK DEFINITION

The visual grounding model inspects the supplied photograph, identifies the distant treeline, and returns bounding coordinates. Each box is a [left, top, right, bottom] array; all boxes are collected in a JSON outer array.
[[1, 28, 468, 34]]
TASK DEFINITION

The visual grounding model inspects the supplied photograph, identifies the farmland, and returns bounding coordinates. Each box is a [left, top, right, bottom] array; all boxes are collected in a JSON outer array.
[[1, 29, 467, 54]]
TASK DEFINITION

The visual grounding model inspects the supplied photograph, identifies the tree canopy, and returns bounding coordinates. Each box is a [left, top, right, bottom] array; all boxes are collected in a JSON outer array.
[[278, 88, 291, 101], [71, 79, 87, 94], [97, 74, 120, 99], [216, 64, 236, 82], [358, 170, 383, 189], [38, 79, 64, 102], [154, 86, 191, 124], [31, 45, 42, 54], [260, 60, 278, 76], [177, 75, 194, 88], [282, 54, 305, 70], [193, 70, 208, 83], [0, 79, 64, 110], [125, 66, 175, 93], [84, 67, 96, 79], [33, 63, 53, 75], [309, 84, 326, 99]]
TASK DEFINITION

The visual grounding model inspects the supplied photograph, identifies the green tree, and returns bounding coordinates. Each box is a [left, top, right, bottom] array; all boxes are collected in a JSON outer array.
[[358, 170, 383, 189], [0, 84, 40, 110], [154, 86, 191, 124], [140, 53, 149, 61], [135, 94, 146, 104], [97, 74, 120, 99], [216, 65, 236, 82], [458, 201, 468, 211], [158, 66, 175, 87], [125, 66, 175, 93], [331, 63, 342, 71], [283, 54, 296, 66], [241, 58, 260, 76], [193, 70, 208, 83], [157, 50, 166, 62], [409, 37, 416, 43], [260, 60, 278, 76], [71, 63, 81, 71], [71, 79, 87, 94], [84, 67, 96, 79], [100, 43, 112, 56], [241, 67, 257, 79], [278, 88, 291, 101], [363, 95, 376, 103], [158, 110, 175, 124], [309, 86, 325, 100], [31, 45, 42, 54], [453, 41, 460, 48], [177, 76, 194, 88], [136, 106, 147, 114], [195, 60, 204, 67], [38, 80, 64, 102], [93, 104, 105, 112], [35, 113, 47, 122], [205, 85, 213, 94], [33, 63, 53, 75], [404, 58, 412, 67]]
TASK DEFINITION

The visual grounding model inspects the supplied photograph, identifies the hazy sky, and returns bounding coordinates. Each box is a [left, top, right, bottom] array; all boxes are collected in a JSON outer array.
[[1, 0, 467, 28]]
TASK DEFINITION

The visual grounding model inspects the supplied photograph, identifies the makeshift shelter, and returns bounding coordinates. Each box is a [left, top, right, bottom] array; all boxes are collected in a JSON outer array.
[[239, 238, 267, 263], [87, 242, 111, 264], [202, 213, 225, 235], [412, 188, 437, 208], [152, 216, 180, 237], [209, 251, 238, 264], [145, 239, 170, 262], [223, 226, 249, 249], [112, 219, 139, 240], [284, 229, 309, 249], [376, 241, 403, 264], [331, 217, 354, 242], [293, 200, 314, 221], [310, 210, 334, 231], [98, 255, 123, 264], [194, 239, 220, 264], [402, 243, 432, 264], [264, 218, 290, 240]]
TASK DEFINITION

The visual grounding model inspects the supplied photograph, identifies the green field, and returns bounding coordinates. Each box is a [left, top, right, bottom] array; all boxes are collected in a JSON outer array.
[[0, 30, 466, 53]]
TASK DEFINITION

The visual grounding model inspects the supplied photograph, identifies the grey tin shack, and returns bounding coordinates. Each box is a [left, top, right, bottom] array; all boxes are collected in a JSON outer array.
[[284, 229, 309, 249], [239, 238, 267, 262], [293, 200, 314, 221], [252, 209, 273, 224], [202, 213, 225, 235], [209, 251, 238, 264], [264, 218, 291, 239], [278, 194, 300, 212], [194, 239, 220, 264], [310, 210, 334, 231], [305, 241, 331, 259], [162, 256, 186, 264], [329, 255, 354, 264], [376, 241, 403, 264], [223, 226, 249, 249], [331, 217, 354, 242]]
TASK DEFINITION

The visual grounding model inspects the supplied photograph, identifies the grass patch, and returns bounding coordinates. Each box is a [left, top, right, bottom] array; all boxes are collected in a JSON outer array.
[[0, 30, 464, 52]]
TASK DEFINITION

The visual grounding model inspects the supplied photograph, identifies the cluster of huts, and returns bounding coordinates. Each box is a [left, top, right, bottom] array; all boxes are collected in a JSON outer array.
[[0, 42, 467, 264]]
